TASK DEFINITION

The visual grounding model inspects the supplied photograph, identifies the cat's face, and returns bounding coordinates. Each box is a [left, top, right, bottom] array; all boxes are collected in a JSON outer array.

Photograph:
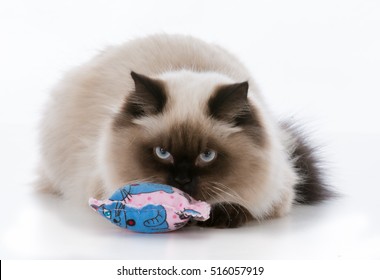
[[102, 71, 269, 209]]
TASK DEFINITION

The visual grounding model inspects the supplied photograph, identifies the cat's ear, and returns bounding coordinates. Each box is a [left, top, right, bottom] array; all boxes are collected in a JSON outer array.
[[208, 81, 252, 126], [126, 71, 167, 118]]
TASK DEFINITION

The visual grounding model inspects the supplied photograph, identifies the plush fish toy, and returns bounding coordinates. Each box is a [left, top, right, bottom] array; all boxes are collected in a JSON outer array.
[[89, 183, 211, 233]]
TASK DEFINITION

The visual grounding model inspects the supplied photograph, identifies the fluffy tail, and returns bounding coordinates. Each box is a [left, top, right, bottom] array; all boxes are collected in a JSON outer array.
[[282, 122, 335, 204]]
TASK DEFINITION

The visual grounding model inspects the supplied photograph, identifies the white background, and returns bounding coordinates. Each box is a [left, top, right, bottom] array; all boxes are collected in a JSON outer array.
[[0, 0, 379, 259]]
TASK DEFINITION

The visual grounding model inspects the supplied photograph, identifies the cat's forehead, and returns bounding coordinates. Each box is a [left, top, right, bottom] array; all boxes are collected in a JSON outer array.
[[129, 70, 246, 154], [157, 70, 235, 117], [131, 70, 241, 135], [161, 121, 210, 156], [135, 113, 241, 147]]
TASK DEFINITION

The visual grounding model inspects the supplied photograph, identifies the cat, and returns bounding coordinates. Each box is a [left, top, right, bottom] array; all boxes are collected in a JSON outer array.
[[37, 34, 332, 228]]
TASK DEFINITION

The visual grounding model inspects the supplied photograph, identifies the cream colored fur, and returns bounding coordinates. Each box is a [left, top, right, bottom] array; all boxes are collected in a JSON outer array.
[[38, 34, 298, 219]]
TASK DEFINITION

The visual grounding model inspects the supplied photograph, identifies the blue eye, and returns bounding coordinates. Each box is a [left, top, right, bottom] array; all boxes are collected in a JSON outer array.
[[103, 209, 111, 218], [154, 147, 172, 160], [199, 149, 217, 163]]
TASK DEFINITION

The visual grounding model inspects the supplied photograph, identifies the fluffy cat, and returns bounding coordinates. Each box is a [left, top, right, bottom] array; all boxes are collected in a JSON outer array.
[[37, 34, 331, 228]]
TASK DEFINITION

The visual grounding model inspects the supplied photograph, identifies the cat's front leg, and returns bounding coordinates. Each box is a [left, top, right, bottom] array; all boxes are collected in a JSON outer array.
[[197, 203, 253, 228]]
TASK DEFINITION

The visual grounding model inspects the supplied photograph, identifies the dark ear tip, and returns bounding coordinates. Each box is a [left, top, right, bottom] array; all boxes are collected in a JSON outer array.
[[241, 81, 249, 91], [130, 71, 138, 80]]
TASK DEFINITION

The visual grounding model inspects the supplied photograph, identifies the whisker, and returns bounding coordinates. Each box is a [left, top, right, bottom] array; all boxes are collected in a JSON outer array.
[[209, 181, 251, 210], [211, 181, 246, 199], [207, 182, 252, 223], [202, 186, 218, 203], [213, 186, 249, 221], [208, 187, 242, 215], [207, 186, 237, 225]]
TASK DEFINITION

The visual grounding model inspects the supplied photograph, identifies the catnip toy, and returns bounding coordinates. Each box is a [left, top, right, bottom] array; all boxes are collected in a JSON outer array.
[[89, 182, 211, 233]]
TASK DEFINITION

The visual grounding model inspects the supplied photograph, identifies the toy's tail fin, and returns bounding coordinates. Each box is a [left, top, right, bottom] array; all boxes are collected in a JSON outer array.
[[89, 198, 102, 211]]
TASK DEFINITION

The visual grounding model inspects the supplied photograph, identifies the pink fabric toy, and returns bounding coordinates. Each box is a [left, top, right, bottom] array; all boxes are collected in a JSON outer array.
[[89, 183, 211, 233]]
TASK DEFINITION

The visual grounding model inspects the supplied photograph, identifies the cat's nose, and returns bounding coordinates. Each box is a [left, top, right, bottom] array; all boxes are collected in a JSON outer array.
[[174, 161, 193, 186], [174, 175, 192, 186], [173, 175, 196, 196]]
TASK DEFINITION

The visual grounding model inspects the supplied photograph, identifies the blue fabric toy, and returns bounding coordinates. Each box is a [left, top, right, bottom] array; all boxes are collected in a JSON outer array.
[[89, 182, 211, 233]]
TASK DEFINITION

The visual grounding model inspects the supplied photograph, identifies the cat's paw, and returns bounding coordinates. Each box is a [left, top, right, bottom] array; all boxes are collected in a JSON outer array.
[[197, 203, 252, 228]]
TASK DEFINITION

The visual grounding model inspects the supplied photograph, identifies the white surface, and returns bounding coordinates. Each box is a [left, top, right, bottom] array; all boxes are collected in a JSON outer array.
[[1, 0, 380, 259]]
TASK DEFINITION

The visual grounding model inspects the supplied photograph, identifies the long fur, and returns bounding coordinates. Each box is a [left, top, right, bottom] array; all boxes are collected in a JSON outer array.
[[37, 34, 332, 227], [280, 122, 334, 204]]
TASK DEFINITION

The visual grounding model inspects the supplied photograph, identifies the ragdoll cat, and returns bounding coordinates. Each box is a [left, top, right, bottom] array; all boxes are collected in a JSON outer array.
[[37, 34, 331, 228]]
